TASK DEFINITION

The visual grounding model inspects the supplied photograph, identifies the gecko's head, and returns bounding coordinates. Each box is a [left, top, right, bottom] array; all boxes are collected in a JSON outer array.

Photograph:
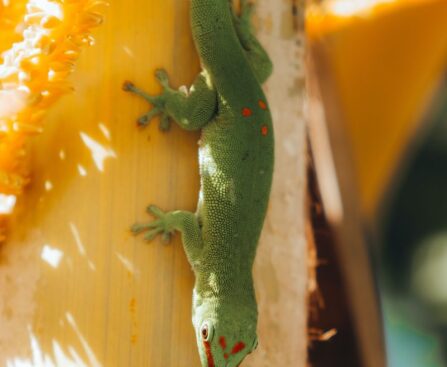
[[193, 300, 258, 367]]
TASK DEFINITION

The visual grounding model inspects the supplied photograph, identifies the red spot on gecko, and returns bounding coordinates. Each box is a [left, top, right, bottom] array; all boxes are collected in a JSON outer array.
[[231, 341, 246, 355], [224, 353, 229, 360], [261, 125, 268, 136], [258, 100, 267, 110], [204, 341, 215, 367], [242, 107, 252, 117], [219, 336, 227, 350]]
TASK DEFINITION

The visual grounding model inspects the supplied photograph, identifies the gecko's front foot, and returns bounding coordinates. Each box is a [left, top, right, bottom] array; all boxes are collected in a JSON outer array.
[[122, 69, 173, 131], [131, 205, 175, 243]]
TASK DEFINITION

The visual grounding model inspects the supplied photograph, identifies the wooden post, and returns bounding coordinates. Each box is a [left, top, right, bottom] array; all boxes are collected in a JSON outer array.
[[0, 1, 307, 366]]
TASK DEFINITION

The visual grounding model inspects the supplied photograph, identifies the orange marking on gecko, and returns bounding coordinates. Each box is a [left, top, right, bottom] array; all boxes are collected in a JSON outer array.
[[261, 125, 268, 136], [242, 107, 252, 117], [204, 341, 215, 367], [231, 341, 246, 355], [258, 100, 267, 110], [219, 336, 227, 350]]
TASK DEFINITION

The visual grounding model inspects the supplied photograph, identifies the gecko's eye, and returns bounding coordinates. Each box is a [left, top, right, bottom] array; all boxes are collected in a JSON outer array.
[[200, 321, 214, 341]]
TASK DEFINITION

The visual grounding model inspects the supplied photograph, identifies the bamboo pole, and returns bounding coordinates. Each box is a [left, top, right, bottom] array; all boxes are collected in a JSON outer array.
[[0, 1, 307, 366]]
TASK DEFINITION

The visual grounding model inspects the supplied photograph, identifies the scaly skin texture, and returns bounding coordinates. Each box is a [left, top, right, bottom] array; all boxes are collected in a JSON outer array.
[[123, 1, 273, 365]]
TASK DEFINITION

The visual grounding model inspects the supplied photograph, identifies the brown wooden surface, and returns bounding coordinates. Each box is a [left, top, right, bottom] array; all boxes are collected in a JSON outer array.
[[306, 3, 447, 365], [0, 1, 307, 366], [307, 53, 386, 367], [307, 151, 363, 367]]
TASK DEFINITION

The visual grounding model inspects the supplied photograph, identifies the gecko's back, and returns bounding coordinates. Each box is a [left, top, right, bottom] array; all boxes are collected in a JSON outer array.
[[192, 0, 274, 296], [197, 89, 273, 282]]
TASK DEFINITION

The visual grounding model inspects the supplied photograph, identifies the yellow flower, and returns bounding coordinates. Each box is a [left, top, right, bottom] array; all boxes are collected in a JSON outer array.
[[0, 0, 105, 240], [0, 0, 28, 54]]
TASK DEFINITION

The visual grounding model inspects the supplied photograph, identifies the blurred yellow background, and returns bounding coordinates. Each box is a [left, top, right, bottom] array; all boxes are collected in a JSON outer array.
[[307, 0, 447, 217], [307, 2, 447, 367]]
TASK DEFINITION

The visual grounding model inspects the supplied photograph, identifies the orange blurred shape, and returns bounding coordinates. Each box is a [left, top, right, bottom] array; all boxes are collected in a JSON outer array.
[[307, 0, 447, 217]]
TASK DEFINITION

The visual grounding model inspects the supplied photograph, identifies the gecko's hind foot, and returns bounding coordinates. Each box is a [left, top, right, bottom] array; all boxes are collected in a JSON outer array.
[[135, 108, 171, 131], [158, 113, 172, 131], [232, 0, 255, 43], [233, 0, 254, 22], [123, 70, 173, 131], [154, 68, 170, 87], [122, 80, 135, 91], [240, 0, 254, 15], [135, 107, 160, 127], [131, 205, 174, 243]]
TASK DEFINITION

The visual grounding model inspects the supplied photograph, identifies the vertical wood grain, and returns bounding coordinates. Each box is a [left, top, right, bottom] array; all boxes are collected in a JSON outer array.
[[245, 0, 307, 366], [0, 1, 307, 366]]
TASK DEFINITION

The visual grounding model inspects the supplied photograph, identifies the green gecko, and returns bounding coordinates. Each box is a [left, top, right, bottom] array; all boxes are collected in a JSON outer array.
[[123, 0, 273, 366]]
